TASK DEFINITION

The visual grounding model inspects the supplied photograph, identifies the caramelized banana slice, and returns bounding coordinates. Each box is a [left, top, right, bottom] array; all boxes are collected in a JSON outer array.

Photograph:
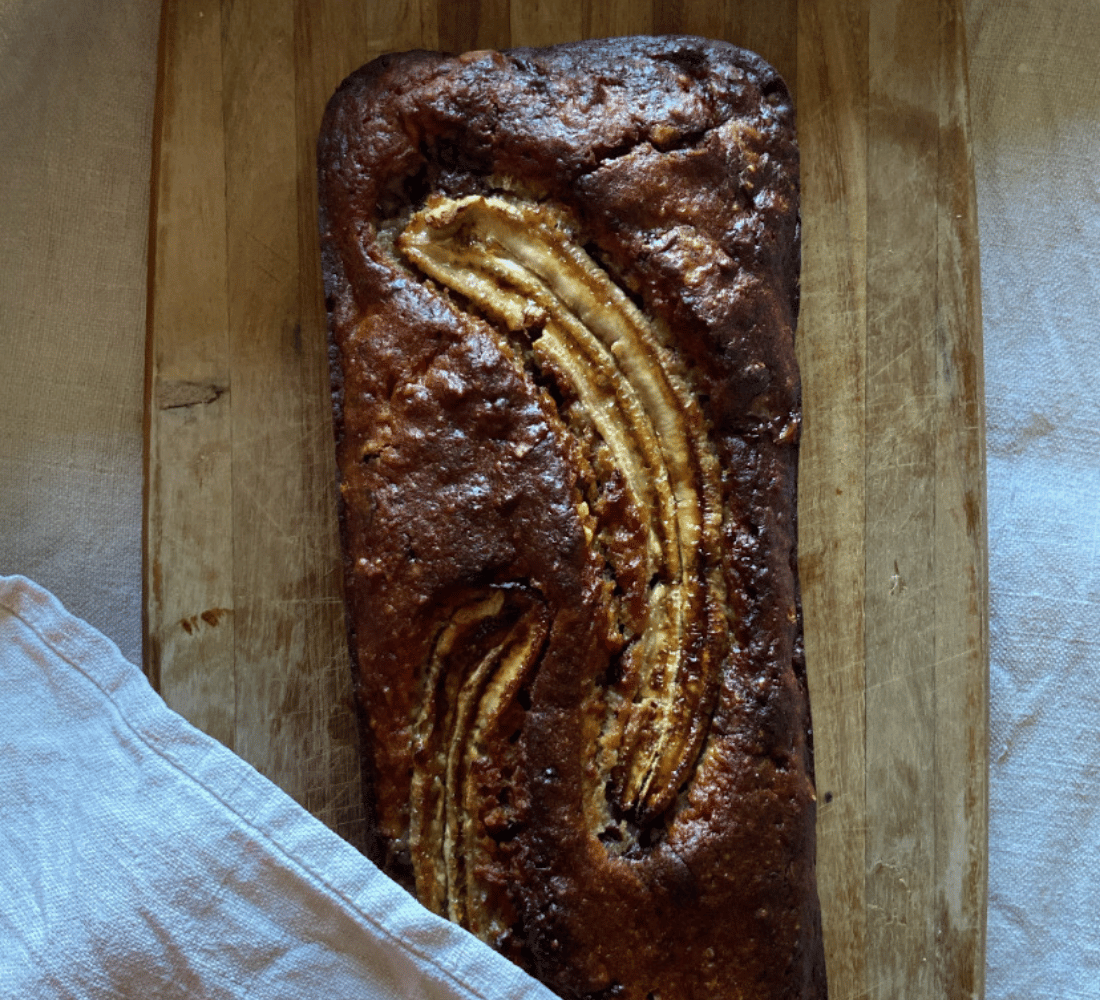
[[410, 589, 548, 931], [400, 195, 728, 822]]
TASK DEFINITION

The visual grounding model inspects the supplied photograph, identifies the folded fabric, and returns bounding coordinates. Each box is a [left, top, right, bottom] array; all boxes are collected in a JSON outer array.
[[0, 575, 555, 1000]]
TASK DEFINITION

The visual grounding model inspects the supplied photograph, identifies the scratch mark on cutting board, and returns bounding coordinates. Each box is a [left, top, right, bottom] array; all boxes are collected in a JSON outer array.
[[158, 379, 229, 410]]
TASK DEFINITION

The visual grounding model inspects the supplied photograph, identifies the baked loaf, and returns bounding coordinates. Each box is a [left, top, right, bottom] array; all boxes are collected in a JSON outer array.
[[318, 35, 824, 999]]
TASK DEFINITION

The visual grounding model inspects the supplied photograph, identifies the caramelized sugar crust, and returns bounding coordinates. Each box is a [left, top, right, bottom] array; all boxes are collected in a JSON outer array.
[[318, 36, 824, 1000]]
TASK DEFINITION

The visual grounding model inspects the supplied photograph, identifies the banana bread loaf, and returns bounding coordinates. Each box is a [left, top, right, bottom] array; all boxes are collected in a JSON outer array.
[[318, 35, 824, 999]]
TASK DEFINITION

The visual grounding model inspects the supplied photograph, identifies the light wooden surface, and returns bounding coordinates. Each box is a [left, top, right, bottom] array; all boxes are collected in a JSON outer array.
[[144, 1, 988, 996]]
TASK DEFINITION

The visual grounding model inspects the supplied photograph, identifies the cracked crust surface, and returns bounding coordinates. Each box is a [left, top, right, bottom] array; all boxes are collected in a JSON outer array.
[[318, 35, 825, 1000]]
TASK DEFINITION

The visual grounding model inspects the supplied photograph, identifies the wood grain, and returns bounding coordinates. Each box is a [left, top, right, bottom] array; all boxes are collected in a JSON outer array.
[[146, 1, 235, 744], [145, 1, 988, 996], [796, 1, 870, 993]]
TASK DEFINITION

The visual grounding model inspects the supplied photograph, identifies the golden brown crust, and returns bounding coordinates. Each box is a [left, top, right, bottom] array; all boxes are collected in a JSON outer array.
[[318, 35, 824, 1000]]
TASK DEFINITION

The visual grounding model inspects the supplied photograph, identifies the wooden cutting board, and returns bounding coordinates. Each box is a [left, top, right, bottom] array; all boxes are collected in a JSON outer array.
[[144, 1, 988, 996]]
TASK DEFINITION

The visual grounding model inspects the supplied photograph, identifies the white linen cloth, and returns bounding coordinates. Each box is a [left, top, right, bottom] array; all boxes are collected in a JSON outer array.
[[966, 3, 1100, 997], [0, 0, 154, 665], [0, 575, 554, 1000]]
